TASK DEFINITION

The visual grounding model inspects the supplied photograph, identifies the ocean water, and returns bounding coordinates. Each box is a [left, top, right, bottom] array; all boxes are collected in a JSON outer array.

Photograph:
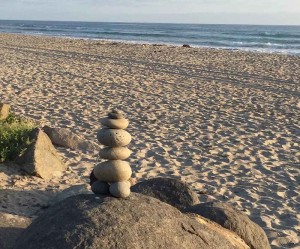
[[0, 20, 300, 55]]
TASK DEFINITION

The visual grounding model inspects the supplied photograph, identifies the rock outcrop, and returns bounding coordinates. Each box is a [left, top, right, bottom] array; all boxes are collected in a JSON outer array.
[[185, 201, 271, 249], [14, 193, 248, 249], [16, 128, 66, 179], [131, 177, 200, 211], [0, 103, 10, 120], [43, 126, 100, 152]]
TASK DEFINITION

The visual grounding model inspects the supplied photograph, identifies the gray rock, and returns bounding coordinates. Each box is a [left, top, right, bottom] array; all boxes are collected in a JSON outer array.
[[43, 126, 100, 152], [185, 202, 271, 249], [16, 128, 66, 179], [109, 181, 131, 198], [131, 177, 200, 211], [91, 181, 110, 195], [0, 212, 32, 249], [47, 184, 91, 207], [89, 169, 98, 185], [0, 103, 10, 120], [14, 193, 246, 249]]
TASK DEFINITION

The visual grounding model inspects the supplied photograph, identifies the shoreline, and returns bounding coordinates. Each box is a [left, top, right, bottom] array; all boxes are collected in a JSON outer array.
[[0, 33, 299, 249], [1, 31, 299, 56]]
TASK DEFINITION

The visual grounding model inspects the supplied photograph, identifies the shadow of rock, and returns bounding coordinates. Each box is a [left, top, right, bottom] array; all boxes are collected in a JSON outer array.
[[0, 189, 56, 217], [0, 212, 32, 249]]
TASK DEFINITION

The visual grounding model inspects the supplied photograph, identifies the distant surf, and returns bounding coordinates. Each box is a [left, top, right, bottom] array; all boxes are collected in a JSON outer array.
[[0, 20, 299, 55]]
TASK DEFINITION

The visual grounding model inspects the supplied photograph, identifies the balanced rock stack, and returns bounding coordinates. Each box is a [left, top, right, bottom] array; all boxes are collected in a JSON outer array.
[[91, 110, 132, 198]]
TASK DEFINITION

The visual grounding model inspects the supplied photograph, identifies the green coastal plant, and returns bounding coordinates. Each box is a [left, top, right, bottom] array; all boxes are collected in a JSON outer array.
[[0, 112, 36, 162]]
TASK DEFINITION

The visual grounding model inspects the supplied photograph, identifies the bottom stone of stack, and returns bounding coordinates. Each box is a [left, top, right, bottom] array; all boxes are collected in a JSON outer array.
[[91, 181, 110, 195], [109, 181, 131, 198]]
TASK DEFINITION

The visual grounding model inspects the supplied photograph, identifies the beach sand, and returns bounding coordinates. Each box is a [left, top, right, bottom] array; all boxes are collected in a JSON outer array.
[[0, 33, 299, 248]]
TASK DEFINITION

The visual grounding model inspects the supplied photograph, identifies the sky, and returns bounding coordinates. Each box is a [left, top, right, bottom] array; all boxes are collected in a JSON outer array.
[[0, 0, 299, 25]]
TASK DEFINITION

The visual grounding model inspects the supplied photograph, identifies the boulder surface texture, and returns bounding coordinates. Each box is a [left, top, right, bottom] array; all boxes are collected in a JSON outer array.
[[185, 201, 271, 249], [14, 193, 244, 249], [131, 177, 200, 211], [16, 128, 66, 179], [47, 184, 91, 207]]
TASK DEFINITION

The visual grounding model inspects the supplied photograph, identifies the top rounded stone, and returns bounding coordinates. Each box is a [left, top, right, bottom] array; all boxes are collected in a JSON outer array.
[[108, 109, 124, 119], [100, 117, 129, 129]]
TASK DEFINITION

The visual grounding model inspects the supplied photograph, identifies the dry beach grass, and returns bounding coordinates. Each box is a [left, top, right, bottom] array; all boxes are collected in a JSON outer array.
[[0, 33, 299, 248]]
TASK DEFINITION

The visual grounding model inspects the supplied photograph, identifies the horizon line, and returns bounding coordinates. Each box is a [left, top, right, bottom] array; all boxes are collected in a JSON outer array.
[[1, 19, 300, 27]]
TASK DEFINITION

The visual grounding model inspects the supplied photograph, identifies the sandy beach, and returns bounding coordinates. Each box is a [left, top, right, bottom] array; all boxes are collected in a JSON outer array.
[[0, 33, 299, 248]]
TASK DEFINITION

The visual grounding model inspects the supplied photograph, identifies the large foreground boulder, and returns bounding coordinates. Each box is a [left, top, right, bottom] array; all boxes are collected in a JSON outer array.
[[0, 212, 32, 249], [14, 193, 248, 249], [131, 177, 200, 211], [16, 128, 66, 179], [43, 126, 100, 152], [185, 202, 271, 249], [0, 103, 10, 120]]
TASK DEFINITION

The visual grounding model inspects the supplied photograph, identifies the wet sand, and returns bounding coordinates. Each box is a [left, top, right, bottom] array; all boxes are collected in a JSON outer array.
[[0, 33, 299, 248]]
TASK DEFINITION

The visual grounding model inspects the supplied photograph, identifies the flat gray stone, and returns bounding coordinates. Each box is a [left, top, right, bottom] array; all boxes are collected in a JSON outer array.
[[91, 181, 110, 195]]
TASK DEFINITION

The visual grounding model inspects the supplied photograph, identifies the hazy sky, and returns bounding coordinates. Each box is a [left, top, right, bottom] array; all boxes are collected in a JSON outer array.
[[0, 0, 299, 25]]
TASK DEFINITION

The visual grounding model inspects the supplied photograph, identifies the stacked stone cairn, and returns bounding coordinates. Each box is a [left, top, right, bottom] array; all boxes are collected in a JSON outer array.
[[91, 110, 132, 198]]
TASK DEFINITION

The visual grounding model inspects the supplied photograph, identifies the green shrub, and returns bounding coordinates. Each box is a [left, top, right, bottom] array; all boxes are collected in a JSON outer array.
[[0, 112, 36, 162]]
